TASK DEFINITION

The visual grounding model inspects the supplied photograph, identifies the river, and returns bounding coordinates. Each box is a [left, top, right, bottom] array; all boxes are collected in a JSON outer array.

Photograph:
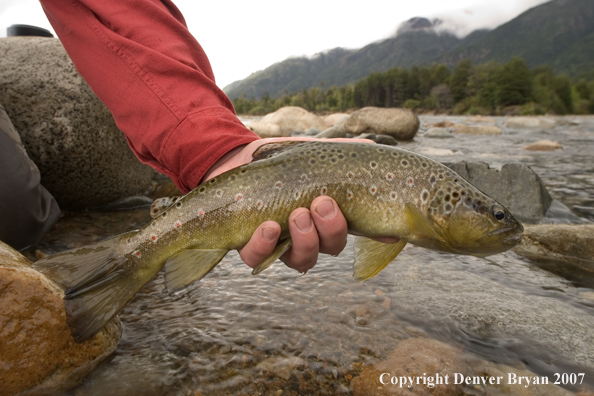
[[35, 115, 594, 395]]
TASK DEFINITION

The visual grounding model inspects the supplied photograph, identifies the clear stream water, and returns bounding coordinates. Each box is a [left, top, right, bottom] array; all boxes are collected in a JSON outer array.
[[33, 116, 594, 395]]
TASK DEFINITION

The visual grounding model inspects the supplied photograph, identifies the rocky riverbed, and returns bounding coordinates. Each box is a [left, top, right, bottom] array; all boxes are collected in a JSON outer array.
[[18, 115, 594, 395]]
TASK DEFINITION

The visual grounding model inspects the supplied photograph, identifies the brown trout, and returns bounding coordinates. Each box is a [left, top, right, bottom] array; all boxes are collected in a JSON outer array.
[[34, 141, 523, 342]]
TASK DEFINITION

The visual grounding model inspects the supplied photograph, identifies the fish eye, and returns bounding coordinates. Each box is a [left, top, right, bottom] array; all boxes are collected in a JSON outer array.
[[492, 206, 505, 221]]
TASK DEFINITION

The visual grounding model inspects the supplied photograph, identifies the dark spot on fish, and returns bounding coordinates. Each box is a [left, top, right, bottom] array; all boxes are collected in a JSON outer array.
[[199, 187, 206, 192], [176, 202, 182, 208], [422, 192, 429, 200], [351, 153, 357, 158], [338, 155, 344, 159], [445, 204, 452, 211], [240, 169, 247, 174], [337, 149, 342, 153], [310, 159, 316, 164], [476, 200, 482, 206], [422, 162, 427, 168], [439, 174, 444, 179], [331, 158, 337, 163], [162, 212, 167, 217], [430, 176, 436, 183], [391, 152, 399, 157], [370, 162, 377, 168], [447, 187, 452, 192], [322, 149, 328, 152], [321, 155, 327, 160], [452, 192, 459, 199], [444, 194, 451, 202], [402, 160, 408, 166], [209, 178, 216, 184], [454, 178, 458, 182], [378, 148, 385, 153], [460, 191, 466, 195], [446, 172, 451, 177]]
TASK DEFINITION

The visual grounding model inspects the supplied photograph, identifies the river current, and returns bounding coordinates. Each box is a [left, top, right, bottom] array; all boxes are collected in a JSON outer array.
[[35, 115, 594, 395]]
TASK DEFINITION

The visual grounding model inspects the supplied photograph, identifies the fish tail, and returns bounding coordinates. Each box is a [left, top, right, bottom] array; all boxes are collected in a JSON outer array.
[[34, 231, 146, 342]]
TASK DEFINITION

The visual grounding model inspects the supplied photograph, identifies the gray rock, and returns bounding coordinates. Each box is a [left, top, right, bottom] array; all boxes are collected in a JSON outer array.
[[424, 127, 454, 138], [514, 224, 594, 274], [446, 162, 552, 223], [0, 37, 153, 209], [354, 133, 398, 146], [315, 124, 348, 139], [343, 107, 419, 140]]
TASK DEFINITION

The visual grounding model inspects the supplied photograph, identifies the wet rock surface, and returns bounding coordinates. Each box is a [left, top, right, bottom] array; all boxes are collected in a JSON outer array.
[[445, 161, 552, 223], [0, 240, 121, 396], [343, 107, 419, 140], [0, 37, 154, 210], [514, 224, 594, 286], [351, 338, 465, 396]]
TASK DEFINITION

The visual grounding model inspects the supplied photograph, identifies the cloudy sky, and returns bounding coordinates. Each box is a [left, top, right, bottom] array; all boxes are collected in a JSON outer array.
[[1, 0, 549, 89]]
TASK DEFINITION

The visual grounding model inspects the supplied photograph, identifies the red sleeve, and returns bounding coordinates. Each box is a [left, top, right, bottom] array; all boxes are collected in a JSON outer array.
[[39, 0, 260, 193]]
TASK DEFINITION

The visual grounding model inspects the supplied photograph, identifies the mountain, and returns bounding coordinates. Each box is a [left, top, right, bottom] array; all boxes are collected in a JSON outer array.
[[436, 0, 594, 78], [224, 0, 594, 99], [224, 18, 482, 100]]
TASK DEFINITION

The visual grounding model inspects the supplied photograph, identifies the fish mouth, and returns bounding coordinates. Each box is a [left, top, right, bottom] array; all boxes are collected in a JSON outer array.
[[486, 226, 515, 236], [485, 226, 523, 246], [502, 233, 523, 245]]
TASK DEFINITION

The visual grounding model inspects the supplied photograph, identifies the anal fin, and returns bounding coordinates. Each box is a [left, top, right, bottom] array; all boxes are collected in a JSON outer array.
[[252, 238, 293, 275], [353, 237, 407, 282], [165, 248, 228, 292]]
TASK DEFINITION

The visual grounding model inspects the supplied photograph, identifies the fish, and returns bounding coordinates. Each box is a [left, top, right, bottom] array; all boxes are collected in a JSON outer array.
[[33, 141, 523, 342]]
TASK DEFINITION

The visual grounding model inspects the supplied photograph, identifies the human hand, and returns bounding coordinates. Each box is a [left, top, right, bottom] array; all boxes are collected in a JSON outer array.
[[203, 137, 372, 273]]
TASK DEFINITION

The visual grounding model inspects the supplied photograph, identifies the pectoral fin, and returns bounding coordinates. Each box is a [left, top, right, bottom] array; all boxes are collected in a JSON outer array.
[[252, 238, 293, 275], [165, 248, 228, 292], [353, 237, 407, 282], [404, 203, 446, 242]]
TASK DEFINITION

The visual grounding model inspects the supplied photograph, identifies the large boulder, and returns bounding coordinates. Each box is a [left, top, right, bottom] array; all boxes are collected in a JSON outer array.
[[350, 338, 465, 396], [0, 37, 154, 210], [505, 117, 556, 129], [343, 107, 419, 140], [247, 106, 327, 138], [446, 162, 552, 223], [0, 240, 121, 395], [323, 113, 349, 127], [514, 224, 594, 273]]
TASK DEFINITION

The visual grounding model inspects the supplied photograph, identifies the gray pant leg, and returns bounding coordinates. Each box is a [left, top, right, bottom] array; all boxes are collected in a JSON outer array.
[[0, 104, 61, 251]]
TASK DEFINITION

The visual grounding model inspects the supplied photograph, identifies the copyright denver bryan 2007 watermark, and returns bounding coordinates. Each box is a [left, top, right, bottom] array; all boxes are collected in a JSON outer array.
[[379, 372, 585, 389]]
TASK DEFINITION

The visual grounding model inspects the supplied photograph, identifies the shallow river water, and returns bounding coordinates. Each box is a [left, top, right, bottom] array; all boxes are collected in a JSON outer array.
[[33, 116, 594, 395]]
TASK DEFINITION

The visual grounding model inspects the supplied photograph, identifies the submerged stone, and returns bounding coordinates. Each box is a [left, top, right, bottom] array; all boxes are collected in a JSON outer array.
[[0, 240, 121, 395]]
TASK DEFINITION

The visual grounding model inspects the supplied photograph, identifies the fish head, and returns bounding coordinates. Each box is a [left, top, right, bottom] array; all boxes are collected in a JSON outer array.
[[420, 179, 523, 256]]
